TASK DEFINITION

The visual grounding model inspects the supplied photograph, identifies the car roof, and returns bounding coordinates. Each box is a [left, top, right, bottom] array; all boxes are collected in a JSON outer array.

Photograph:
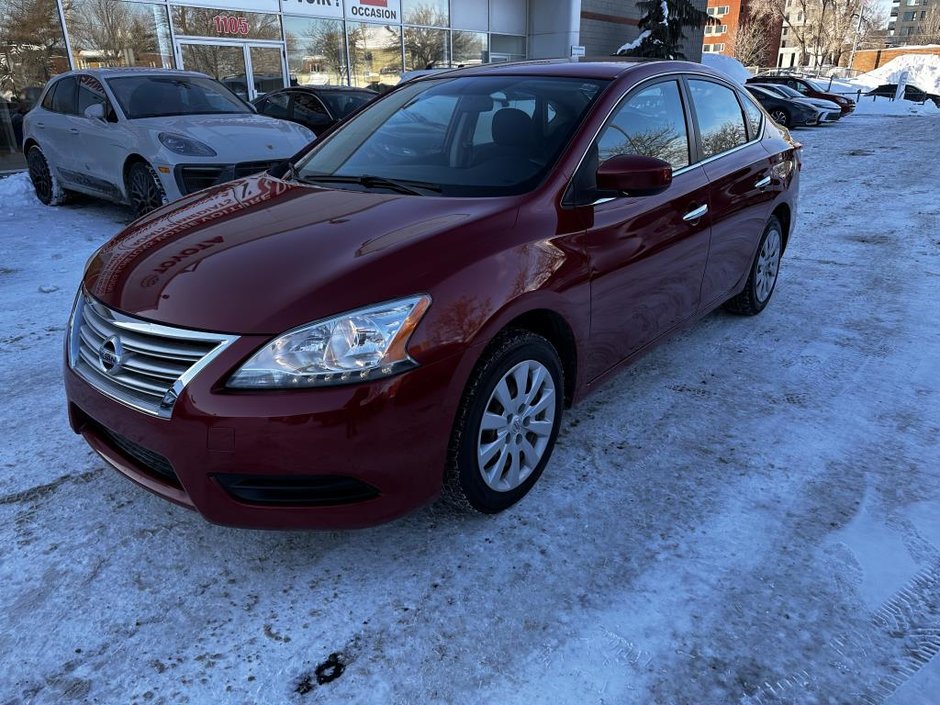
[[285, 85, 377, 93], [404, 58, 707, 82], [58, 68, 211, 81]]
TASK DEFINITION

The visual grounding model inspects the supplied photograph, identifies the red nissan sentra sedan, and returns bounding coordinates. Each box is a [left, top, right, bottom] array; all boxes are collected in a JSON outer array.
[[64, 60, 800, 529]]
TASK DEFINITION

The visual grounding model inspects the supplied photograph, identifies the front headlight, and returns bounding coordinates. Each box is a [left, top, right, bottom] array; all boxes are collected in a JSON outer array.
[[158, 132, 218, 157], [227, 295, 431, 389]]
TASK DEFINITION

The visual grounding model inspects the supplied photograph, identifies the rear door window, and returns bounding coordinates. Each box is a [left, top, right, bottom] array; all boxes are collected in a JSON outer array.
[[50, 77, 78, 115], [688, 79, 748, 159]]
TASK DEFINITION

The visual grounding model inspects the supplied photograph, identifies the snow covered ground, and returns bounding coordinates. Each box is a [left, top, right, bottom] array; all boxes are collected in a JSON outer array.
[[2, 113, 939, 705]]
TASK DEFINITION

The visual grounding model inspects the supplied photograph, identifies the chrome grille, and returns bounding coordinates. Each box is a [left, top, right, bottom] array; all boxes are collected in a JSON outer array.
[[68, 292, 237, 418]]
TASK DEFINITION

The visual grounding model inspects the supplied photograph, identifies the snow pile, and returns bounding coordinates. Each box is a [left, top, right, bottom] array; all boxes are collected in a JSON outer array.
[[0, 172, 38, 208], [700, 54, 752, 84], [854, 54, 940, 93], [853, 94, 940, 116]]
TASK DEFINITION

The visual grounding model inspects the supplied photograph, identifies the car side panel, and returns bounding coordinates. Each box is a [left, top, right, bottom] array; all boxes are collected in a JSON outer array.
[[698, 141, 777, 309], [581, 167, 712, 381]]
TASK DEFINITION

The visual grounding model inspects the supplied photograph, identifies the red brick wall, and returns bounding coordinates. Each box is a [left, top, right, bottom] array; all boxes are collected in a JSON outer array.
[[851, 46, 940, 73]]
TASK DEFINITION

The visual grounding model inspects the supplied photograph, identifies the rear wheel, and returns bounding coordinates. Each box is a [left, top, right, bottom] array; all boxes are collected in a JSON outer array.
[[126, 161, 167, 217], [724, 216, 783, 316], [26, 146, 68, 206], [445, 331, 564, 514], [770, 108, 790, 127]]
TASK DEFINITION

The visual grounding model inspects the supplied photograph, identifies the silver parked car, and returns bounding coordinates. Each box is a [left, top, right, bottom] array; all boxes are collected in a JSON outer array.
[[23, 69, 315, 216]]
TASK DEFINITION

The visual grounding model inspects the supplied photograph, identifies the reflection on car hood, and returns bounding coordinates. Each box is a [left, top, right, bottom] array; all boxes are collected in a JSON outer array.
[[133, 113, 312, 160], [83, 175, 513, 334], [797, 97, 839, 110]]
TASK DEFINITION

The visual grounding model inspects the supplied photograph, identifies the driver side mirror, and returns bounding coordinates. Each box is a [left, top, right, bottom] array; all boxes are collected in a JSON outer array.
[[84, 102, 106, 121], [596, 154, 672, 197]]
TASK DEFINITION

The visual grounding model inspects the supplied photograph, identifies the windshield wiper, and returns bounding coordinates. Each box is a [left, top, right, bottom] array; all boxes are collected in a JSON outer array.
[[297, 174, 441, 195]]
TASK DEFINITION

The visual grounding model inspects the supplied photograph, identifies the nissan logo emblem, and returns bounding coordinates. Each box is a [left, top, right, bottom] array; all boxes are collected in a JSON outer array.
[[98, 336, 125, 375]]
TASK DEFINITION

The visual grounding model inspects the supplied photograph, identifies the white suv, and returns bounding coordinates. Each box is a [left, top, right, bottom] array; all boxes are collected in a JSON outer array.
[[23, 69, 314, 216]]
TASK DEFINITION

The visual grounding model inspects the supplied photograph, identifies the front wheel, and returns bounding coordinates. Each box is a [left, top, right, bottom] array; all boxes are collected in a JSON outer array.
[[126, 161, 167, 217], [445, 331, 564, 514], [770, 109, 790, 127], [724, 216, 784, 316]]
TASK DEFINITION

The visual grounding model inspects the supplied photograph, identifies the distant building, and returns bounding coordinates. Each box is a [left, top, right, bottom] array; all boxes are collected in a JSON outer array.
[[887, 0, 940, 46], [701, 0, 781, 67]]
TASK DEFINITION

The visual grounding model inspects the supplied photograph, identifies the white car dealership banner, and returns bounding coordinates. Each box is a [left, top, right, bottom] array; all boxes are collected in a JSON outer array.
[[180, 0, 281, 13], [344, 0, 401, 22], [279, 0, 344, 19], [174, 0, 401, 22]]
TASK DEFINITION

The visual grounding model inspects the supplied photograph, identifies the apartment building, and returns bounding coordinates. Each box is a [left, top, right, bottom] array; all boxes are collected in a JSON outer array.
[[887, 0, 940, 45], [701, 0, 780, 66]]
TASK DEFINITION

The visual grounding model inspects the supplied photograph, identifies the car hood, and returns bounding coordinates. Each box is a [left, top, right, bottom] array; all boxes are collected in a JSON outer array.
[[83, 175, 514, 334], [133, 113, 313, 160]]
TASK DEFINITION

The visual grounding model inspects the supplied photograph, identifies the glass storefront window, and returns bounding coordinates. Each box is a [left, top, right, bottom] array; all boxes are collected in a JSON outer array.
[[1, 0, 70, 161], [347, 22, 401, 92], [283, 15, 348, 86], [452, 31, 486, 67], [172, 5, 281, 40], [490, 34, 526, 62], [402, 0, 448, 27], [63, 0, 173, 71], [403, 26, 449, 70]]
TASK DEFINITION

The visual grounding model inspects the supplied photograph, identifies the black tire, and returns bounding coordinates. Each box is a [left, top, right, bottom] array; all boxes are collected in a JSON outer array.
[[724, 215, 784, 316], [126, 161, 167, 217], [26, 146, 68, 206], [770, 108, 790, 127], [444, 330, 564, 514]]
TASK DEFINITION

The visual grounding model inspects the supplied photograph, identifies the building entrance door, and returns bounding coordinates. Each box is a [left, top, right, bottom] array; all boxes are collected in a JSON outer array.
[[177, 40, 287, 102]]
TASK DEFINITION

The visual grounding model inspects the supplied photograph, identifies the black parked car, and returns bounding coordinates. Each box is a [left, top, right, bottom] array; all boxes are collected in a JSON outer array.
[[744, 85, 820, 127], [253, 86, 378, 134], [865, 84, 940, 107]]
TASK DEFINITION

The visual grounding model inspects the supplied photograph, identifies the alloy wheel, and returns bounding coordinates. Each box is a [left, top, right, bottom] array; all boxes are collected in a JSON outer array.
[[128, 163, 166, 217], [755, 226, 782, 303], [771, 110, 788, 126], [476, 360, 556, 492]]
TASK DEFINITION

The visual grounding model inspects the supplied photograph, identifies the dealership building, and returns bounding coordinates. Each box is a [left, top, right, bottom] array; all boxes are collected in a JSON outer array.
[[1, 0, 706, 168]]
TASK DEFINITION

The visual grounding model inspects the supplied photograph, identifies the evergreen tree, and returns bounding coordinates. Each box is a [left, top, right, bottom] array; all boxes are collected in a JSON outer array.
[[618, 1, 713, 60]]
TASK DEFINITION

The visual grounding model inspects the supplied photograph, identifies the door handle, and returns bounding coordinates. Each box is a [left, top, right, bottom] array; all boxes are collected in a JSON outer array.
[[68, 128, 80, 135], [682, 204, 708, 222], [754, 175, 772, 189], [36, 122, 45, 129]]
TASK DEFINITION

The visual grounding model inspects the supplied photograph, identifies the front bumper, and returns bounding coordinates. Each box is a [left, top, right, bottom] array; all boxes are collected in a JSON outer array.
[[65, 337, 465, 529], [172, 160, 286, 197]]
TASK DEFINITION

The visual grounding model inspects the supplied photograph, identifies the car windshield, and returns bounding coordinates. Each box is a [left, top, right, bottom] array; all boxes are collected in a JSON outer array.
[[107, 75, 251, 119], [294, 75, 608, 197], [317, 90, 376, 118], [804, 79, 825, 92]]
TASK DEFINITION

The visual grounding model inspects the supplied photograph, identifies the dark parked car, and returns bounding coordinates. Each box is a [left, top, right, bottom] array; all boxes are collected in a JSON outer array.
[[65, 60, 800, 529], [253, 86, 378, 134], [745, 85, 821, 127], [865, 83, 940, 107], [748, 74, 855, 115]]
